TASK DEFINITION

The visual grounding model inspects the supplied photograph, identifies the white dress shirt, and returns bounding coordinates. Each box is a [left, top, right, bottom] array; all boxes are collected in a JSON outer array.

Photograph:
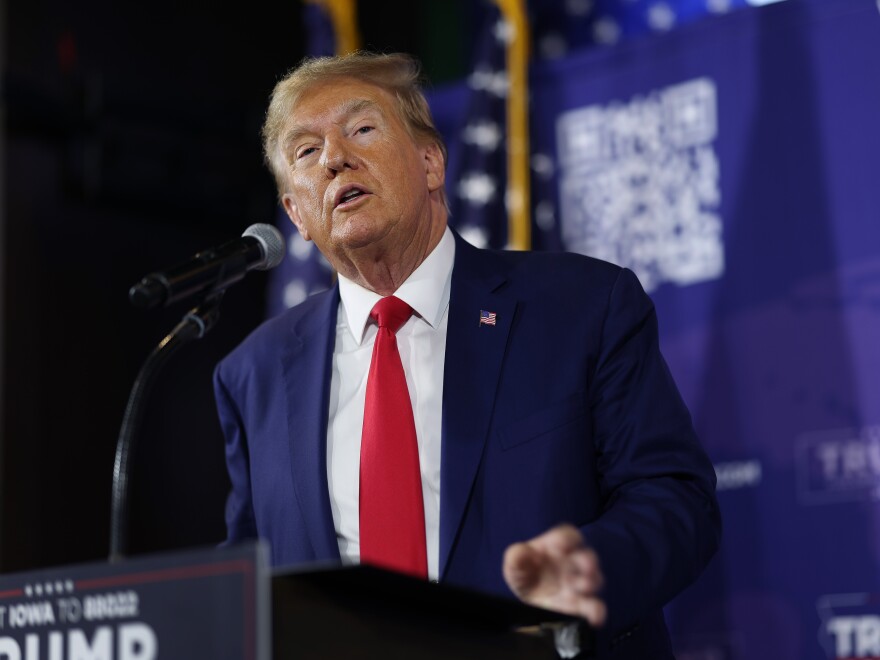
[[326, 227, 455, 580]]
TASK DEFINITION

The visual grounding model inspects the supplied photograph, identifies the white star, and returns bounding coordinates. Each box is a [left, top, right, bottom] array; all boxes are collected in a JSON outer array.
[[706, 0, 732, 12], [458, 173, 497, 206], [458, 225, 489, 248], [288, 232, 313, 261], [539, 33, 568, 59], [565, 0, 593, 16], [316, 251, 333, 271], [462, 121, 503, 152], [536, 201, 556, 230], [647, 2, 676, 31], [468, 68, 509, 98], [593, 17, 621, 44], [493, 19, 515, 44], [284, 280, 308, 308], [531, 154, 555, 179], [25, 585, 33, 597]]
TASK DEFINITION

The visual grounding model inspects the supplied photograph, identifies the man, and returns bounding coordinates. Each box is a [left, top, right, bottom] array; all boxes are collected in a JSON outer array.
[[214, 52, 721, 658]]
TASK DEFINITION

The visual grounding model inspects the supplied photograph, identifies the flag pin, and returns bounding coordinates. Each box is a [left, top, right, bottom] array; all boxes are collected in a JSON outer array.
[[479, 310, 497, 327]]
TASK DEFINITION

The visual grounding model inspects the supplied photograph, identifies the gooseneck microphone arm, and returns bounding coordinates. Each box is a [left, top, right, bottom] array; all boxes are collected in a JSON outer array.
[[110, 294, 223, 560], [109, 223, 284, 560]]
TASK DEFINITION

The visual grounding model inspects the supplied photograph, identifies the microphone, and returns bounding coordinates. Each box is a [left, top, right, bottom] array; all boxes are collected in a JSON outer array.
[[129, 223, 285, 309]]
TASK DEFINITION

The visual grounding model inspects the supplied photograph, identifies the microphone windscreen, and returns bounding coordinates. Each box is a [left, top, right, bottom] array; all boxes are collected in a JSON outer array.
[[243, 223, 285, 270]]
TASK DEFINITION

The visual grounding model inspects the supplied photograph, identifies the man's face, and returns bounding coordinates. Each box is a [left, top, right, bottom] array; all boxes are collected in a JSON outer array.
[[278, 78, 445, 273]]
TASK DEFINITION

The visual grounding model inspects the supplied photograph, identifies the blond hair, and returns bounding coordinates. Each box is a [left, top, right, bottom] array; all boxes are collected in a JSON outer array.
[[262, 51, 448, 201]]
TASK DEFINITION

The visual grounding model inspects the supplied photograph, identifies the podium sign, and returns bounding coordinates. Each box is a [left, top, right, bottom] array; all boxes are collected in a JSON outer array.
[[0, 542, 269, 660]]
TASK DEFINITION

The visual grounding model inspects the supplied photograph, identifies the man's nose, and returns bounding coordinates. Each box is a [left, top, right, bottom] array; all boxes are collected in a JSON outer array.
[[320, 136, 358, 174]]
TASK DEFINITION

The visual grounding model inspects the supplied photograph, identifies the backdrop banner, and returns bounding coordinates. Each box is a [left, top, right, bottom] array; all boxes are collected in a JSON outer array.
[[428, 1, 880, 658]]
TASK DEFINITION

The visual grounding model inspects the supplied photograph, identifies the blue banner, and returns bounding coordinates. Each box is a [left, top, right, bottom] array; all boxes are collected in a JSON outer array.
[[431, 1, 880, 658], [268, 0, 880, 656]]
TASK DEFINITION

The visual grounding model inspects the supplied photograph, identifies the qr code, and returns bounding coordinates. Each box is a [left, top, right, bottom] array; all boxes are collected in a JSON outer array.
[[557, 78, 724, 292]]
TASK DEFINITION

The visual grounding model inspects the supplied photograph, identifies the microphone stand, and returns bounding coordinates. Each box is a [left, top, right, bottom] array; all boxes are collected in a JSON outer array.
[[109, 292, 224, 561]]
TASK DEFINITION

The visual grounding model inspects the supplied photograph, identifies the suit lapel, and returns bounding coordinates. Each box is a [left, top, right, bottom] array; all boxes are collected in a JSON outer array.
[[439, 236, 517, 578], [281, 287, 341, 563]]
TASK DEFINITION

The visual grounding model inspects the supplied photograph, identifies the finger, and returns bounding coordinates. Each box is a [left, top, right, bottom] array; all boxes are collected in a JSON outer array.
[[502, 543, 542, 595], [529, 524, 584, 560], [566, 548, 604, 594], [576, 597, 608, 628]]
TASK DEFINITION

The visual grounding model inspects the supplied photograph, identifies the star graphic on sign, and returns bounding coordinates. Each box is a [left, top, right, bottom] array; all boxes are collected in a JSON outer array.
[[458, 173, 497, 206], [462, 121, 503, 152]]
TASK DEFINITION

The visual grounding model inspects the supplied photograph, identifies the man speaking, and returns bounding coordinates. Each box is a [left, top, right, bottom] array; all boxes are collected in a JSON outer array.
[[214, 52, 721, 658]]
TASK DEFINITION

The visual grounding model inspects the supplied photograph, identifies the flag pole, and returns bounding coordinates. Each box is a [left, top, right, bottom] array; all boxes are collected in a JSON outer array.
[[493, 0, 531, 251]]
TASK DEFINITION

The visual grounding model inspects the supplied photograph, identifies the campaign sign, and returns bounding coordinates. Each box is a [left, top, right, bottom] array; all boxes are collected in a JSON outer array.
[[0, 542, 269, 660], [818, 593, 880, 660]]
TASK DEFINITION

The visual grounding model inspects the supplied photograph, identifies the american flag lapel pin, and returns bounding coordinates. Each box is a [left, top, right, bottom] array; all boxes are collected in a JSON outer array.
[[479, 310, 497, 327]]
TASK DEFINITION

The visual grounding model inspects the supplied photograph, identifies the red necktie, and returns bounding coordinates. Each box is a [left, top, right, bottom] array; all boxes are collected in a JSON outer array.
[[359, 296, 428, 578]]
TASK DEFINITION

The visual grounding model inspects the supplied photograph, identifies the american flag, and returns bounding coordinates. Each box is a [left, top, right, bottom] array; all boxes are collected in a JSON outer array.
[[480, 310, 497, 326], [440, 1, 511, 251], [264, 2, 338, 320]]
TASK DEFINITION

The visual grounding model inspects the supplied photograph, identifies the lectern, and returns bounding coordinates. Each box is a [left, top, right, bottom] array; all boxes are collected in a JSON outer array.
[[0, 543, 582, 659]]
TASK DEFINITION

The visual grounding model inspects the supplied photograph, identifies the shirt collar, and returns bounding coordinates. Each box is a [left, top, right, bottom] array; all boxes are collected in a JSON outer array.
[[338, 226, 455, 346]]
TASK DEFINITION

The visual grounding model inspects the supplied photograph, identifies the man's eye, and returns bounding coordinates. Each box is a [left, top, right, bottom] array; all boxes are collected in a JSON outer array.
[[297, 147, 317, 159], [356, 126, 374, 135]]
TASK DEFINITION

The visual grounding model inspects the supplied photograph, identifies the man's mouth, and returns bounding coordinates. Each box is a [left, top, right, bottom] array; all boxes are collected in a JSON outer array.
[[334, 185, 371, 208]]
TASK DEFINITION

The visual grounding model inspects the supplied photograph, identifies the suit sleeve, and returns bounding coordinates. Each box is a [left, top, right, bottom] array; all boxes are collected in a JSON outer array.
[[580, 267, 721, 632], [213, 362, 259, 545]]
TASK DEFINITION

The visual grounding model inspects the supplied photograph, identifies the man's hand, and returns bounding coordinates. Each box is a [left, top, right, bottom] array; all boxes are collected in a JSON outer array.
[[503, 524, 607, 627]]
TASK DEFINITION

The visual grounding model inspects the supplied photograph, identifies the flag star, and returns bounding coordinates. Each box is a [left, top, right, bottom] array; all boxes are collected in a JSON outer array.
[[462, 121, 503, 152], [284, 280, 308, 308], [468, 68, 509, 98], [458, 225, 489, 248], [536, 201, 556, 230], [647, 2, 676, 31], [458, 173, 497, 206], [539, 33, 568, 59], [316, 251, 333, 271], [288, 233, 313, 261], [593, 17, 621, 44], [706, 0, 732, 12], [531, 153, 555, 179], [493, 18, 515, 44], [565, 0, 593, 16]]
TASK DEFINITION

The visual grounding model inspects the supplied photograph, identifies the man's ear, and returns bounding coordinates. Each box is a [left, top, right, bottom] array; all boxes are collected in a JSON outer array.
[[424, 143, 446, 193], [282, 193, 311, 242]]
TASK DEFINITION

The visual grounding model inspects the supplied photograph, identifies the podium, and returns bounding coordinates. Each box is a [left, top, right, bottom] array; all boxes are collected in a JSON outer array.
[[0, 543, 581, 659]]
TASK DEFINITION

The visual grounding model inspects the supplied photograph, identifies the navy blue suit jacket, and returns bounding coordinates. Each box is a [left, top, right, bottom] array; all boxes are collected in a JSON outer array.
[[214, 233, 721, 658]]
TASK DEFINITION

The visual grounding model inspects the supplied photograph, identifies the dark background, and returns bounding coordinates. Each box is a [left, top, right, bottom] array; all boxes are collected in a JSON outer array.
[[0, 0, 473, 572]]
